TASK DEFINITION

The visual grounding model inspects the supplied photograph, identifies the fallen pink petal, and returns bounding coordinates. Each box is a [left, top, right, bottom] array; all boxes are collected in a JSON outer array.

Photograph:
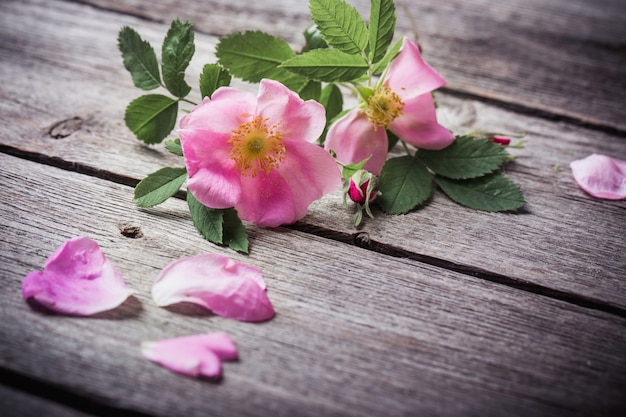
[[570, 154, 626, 200], [21, 236, 134, 315], [152, 253, 275, 322], [141, 332, 238, 379]]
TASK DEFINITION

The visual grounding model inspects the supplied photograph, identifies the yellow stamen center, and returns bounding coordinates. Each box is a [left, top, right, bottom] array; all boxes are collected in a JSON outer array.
[[229, 116, 285, 177], [365, 86, 405, 129]]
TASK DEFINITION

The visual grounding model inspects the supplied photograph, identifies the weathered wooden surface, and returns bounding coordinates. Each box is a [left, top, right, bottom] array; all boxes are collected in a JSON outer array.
[[1, 0, 626, 415], [1, 0, 624, 311], [2, 154, 626, 416]]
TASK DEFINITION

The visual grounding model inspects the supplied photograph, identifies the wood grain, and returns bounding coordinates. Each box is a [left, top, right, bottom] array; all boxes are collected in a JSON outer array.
[[0, 0, 624, 310], [2, 153, 626, 416], [72, 0, 626, 131]]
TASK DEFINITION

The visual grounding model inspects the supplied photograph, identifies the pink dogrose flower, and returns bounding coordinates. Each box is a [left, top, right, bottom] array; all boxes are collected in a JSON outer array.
[[142, 332, 238, 379], [21, 236, 134, 315], [570, 154, 626, 200], [152, 253, 274, 322], [179, 79, 341, 227], [325, 37, 454, 175]]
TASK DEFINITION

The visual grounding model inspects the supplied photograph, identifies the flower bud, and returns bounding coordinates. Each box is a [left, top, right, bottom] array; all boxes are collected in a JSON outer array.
[[491, 136, 511, 146], [348, 170, 378, 204]]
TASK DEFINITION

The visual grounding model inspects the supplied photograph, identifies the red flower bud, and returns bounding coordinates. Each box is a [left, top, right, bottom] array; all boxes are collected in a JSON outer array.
[[347, 170, 378, 204], [492, 136, 511, 146]]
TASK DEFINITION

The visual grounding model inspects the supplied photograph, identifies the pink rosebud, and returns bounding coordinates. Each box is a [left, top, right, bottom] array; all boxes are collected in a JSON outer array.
[[570, 154, 626, 200], [142, 332, 238, 379], [492, 136, 511, 146], [152, 253, 274, 322], [21, 236, 134, 315], [348, 170, 378, 204]]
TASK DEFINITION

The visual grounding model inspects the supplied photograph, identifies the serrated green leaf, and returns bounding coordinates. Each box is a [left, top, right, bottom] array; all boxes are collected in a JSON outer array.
[[372, 37, 402, 75], [280, 49, 368, 82], [341, 156, 371, 180], [418, 136, 510, 179], [302, 24, 329, 53], [222, 208, 249, 253], [134, 167, 187, 207], [125, 94, 178, 144], [118, 26, 161, 90], [377, 155, 432, 214], [161, 19, 194, 98], [187, 192, 224, 244], [164, 138, 183, 156], [199, 63, 232, 98], [369, 0, 396, 63], [216, 31, 308, 92], [435, 173, 525, 211], [310, 0, 369, 55]]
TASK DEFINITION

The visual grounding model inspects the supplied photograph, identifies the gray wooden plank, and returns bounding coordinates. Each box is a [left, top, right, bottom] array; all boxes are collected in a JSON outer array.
[[1, 154, 626, 416], [69, 0, 626, 131], [0, 0, 624, 310]]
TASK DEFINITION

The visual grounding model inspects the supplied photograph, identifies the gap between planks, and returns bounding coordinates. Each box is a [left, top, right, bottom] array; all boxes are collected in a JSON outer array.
[[2, 142, 624, 320]]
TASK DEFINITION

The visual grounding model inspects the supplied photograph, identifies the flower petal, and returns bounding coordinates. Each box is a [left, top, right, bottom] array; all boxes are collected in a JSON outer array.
[[325, 110, 389, 175], [236, 139, 341, 226], [152, 253, 274, 322], [384, 37, 447, 100], [570, 154, 626, 200], [180, 128, 242, 209], [141, 332, 238, 379], [21, 236, 134, 315], [390, 94, 455, 150], [179, 87, 256, 133]]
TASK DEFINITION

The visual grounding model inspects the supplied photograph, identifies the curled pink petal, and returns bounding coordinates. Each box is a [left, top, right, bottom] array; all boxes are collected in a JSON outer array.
[[570, 154, 626, 200], [384, 37, 447, 100], [152, 253, 274, 322], [21, 236, 134, 315], [389, 94, 455, 150], [324, 110, 389, 175], [141, 332, 238, 379]]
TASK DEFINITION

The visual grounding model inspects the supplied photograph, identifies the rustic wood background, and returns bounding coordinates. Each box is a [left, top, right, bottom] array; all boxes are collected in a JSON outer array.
[[1, 0, 625, 416]]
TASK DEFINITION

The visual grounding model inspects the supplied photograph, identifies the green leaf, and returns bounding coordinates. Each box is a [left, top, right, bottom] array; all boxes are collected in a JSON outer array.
[[377, 155, 432, 214], [187, 192, 224, 245], [134, 167, 187, 207], [309, 0, 369, 55], [298, 80, 322, 101], [318, 83, 343, 122], [341, 156, 371, 180], [222, 208, 249, 253], [369, 0, 396, 63], [435, 173, 525, 211], [161, 19, 195, 98], [118, 26, 161, 90], [124, 94, 178, 144], [418, 136, 510, 179], [199, 63, 232, 98], [164, 138, 183, 156], [302, 24, 329, 52], [216, 31, 308, 91], [372, 37, 402, 75], [280, 49, 368, 82], [386, 129, 400, 152]]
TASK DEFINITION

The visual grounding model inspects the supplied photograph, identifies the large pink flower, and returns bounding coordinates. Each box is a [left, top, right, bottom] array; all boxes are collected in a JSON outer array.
[[325, 37, 455, 175], [179, 79, 341, 227]]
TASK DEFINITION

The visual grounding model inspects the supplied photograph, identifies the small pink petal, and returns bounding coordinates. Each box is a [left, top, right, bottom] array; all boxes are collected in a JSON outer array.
[[384, 37, 447, 100], [152, 254, 275, 322], [21, 236, 134, 315], [324, 109, 389, 175], [570, 154, 626, 200], [141, 332, 238, 379]]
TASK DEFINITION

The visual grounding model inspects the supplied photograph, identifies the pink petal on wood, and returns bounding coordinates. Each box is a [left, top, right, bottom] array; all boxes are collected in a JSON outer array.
[[570, 154, 626, 200], [141, 332, 238, 379], [21, 236, 134, 315], [152, 253, 275, 322]]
